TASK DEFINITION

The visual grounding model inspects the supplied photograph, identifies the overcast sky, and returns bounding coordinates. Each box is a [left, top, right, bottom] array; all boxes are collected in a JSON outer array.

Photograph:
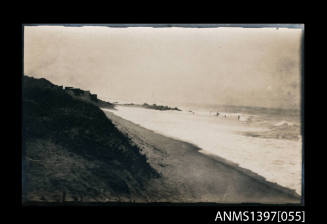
[[24, 25, 303, 109]]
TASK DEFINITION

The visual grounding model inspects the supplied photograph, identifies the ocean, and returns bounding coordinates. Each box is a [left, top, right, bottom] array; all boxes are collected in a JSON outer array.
[[103, 104, 302, 195]]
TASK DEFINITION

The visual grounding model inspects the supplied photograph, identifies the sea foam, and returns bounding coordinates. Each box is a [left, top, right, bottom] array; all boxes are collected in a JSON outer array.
[[104, 106, 302, 195]]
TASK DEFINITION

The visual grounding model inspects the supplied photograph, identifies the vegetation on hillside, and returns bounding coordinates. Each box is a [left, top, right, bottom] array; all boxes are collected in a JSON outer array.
[[22, 76, 159, 203]]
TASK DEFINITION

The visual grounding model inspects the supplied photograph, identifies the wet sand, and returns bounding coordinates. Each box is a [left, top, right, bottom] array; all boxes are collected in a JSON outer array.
[[103, 110, 301, 204]]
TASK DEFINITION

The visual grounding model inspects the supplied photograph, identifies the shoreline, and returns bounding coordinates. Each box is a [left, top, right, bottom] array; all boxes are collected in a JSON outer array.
[[102, 109, 301, 204], [103, 105, 302, 195]]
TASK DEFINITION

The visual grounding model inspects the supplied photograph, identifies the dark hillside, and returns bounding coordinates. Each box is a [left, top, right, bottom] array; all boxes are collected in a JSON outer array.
[[22, 76, 159, 203]]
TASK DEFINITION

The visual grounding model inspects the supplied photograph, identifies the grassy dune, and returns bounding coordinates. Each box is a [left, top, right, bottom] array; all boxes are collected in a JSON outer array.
[[22, 76, 158, 203]]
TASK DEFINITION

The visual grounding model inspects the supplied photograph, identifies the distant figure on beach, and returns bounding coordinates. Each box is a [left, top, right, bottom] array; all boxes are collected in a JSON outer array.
[[216, 112, 220, 116]]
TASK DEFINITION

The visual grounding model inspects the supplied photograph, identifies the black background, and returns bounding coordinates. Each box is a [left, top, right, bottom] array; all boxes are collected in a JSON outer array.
[[6, 10, 317, 223]]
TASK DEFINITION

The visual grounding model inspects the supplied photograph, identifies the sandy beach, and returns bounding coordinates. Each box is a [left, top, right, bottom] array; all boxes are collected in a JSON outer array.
[[23, 25, 304, 207], [103, 110, 301, 204]]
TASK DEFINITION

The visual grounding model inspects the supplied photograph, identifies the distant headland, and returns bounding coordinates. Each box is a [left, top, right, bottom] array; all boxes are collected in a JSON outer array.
[[120, 102, 182, 111]]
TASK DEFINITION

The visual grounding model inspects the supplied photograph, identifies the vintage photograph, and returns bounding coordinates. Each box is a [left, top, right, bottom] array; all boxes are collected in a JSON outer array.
[[22, 24, 303, 204]]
